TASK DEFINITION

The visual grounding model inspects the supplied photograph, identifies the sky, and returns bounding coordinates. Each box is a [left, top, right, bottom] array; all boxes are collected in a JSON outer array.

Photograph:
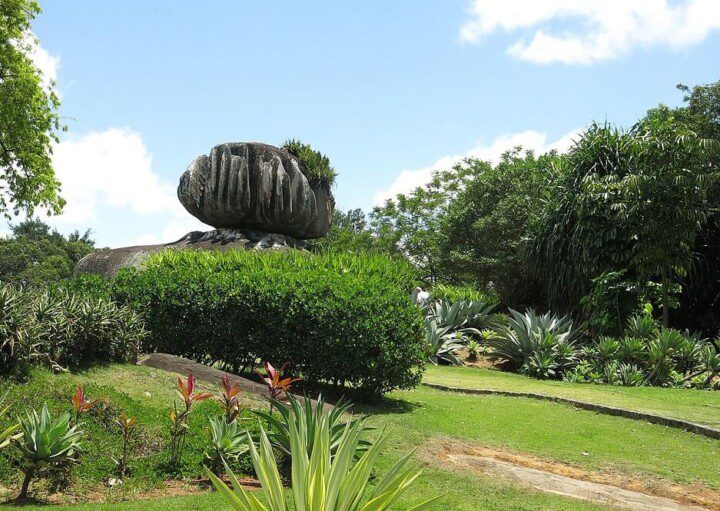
[[13, 0, 720, 247]]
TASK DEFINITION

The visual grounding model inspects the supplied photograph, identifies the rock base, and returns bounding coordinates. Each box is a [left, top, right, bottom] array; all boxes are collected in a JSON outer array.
[[75, 228, 307, 279]]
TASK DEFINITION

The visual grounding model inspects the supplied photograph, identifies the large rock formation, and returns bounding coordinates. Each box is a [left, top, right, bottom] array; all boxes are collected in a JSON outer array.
[[75, 229, 307, 279], [75, 141, 335, 279], [178, 142, 333, 239]]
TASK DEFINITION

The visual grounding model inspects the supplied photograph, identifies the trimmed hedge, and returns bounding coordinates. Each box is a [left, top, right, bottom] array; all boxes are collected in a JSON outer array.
[[113, 250, 425, 396]]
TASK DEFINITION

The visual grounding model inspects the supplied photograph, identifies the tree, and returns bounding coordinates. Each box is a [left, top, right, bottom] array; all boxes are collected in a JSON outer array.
[[440, 149, 561, 307], [0, 218, 94, 286], [628, 108, 717, 326], [531, 116, 717, 329], [0, 0, 64, 218], [370, 164, 473, 283], [312, 208, 395, 254]]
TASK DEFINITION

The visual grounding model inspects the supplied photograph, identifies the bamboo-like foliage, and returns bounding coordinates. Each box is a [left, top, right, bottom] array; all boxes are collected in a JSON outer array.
[[208, 410, 439, 511], [0, 392, 20, 450], [530, 116, 719, 327]]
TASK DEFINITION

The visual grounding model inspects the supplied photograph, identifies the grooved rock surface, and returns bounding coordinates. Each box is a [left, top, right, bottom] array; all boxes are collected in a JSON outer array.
[[74, 228, 307, 279], [178, 142, 333, 239]]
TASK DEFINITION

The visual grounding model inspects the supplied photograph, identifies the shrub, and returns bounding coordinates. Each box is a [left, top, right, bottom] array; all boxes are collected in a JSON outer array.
[[428, 283, 498, 305], [113, 250, 425, 396], [281, 139, 337, 188], [0, 283, 146, 378]]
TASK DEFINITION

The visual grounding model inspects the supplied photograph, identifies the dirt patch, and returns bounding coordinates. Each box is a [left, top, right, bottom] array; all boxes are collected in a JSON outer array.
[[422, 439, 720, 511], [456, 350, 503, 369], [1, 477, 261, 506]]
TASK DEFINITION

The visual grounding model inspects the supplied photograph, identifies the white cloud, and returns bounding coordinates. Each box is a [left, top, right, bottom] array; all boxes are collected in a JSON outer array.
[[50, 128, 177, 224], [38, 127, 206, 246], [373, 129, 578, 205], [460, 0, 720, 64]]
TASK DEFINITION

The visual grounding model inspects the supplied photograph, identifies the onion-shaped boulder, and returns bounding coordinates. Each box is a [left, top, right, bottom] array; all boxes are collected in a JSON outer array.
[[178, 142, 332, 239]]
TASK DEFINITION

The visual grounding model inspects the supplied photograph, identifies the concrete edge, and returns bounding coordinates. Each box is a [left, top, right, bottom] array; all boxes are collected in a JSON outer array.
[[422, 382, 720, 440]]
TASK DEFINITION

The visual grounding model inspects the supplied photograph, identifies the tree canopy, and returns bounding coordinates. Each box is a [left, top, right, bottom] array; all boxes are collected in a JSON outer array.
[[0, 0, 64, 218], [0, 218, 94, 286]]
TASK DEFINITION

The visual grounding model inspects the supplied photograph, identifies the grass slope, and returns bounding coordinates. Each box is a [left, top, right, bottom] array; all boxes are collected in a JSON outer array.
[[0, 365, 262, 502], [6, 364, 720, 511], [424, 364, 720, 427]]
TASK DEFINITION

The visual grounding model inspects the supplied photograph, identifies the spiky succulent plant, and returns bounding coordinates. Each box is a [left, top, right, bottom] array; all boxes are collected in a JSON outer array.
[[16, 403, 83, 498]]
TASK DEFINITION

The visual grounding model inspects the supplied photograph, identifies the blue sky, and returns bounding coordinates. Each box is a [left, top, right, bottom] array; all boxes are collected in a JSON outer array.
[[18, 1, 720, 246]]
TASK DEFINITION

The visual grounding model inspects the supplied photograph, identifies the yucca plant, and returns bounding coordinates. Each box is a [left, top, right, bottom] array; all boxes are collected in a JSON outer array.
[[617, 336, 647, 364], [0, 392, 20, 450], [645, 328, 686, 385], [15, 403, 83, 499], [617, 363, 645, 386], [253, 394, 371, 463], [207, 408, 439, 511], [205, 416, 248, 475]]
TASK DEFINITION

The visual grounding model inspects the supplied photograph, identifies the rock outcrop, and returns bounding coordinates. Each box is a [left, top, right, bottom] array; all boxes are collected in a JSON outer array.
[[75, 229, 307, 279], [178, 142, 333, 239]]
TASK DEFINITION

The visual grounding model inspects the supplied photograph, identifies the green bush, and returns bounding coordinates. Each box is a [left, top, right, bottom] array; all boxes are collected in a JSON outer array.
[[428, 283, 498, 305], [0, 283, 146, 378], [113, 250, 425, 396]]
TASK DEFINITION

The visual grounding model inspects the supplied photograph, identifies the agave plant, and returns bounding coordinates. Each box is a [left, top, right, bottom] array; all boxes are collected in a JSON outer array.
[[488, 309, 578, 374], [625, 313, 657, 339], [425, 318, 470, 366], [205, 416, 249, 475], [617, 363, 645, 386], [0, 392, 20, 450], [617, 336, 646, 364], [15, 403, 83, 499], [208, 407, 438, 511], [426, 299, 495, 331]]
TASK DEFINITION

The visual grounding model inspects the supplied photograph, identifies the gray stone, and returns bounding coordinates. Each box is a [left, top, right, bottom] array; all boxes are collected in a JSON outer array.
[[178, 142, 333, 239], [74, 228, 307, 279]]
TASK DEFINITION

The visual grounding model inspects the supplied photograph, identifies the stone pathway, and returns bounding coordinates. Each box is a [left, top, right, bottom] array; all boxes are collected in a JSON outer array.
[[446, 453, 709, 511]]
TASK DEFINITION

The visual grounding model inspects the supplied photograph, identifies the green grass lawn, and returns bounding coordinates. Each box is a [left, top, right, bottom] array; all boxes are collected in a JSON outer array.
[[424, 364, 720, 427], [5, 364, 720, 511]]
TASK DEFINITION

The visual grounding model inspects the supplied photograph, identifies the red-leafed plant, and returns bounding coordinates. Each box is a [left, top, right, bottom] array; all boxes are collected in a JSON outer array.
[[114, 412, 137, 477], [70, 385, 94, 423], [257, 362, 300, 412], [218, 374, 242, 423], [168, 373, 212, 466]]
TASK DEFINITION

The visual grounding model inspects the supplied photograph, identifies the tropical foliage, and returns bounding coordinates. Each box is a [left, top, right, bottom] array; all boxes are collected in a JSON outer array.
[[251, 394, 370, 462], [205, 416, 248, 475], [208, 407, 438, 511], [0, 283, 146, 378]]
